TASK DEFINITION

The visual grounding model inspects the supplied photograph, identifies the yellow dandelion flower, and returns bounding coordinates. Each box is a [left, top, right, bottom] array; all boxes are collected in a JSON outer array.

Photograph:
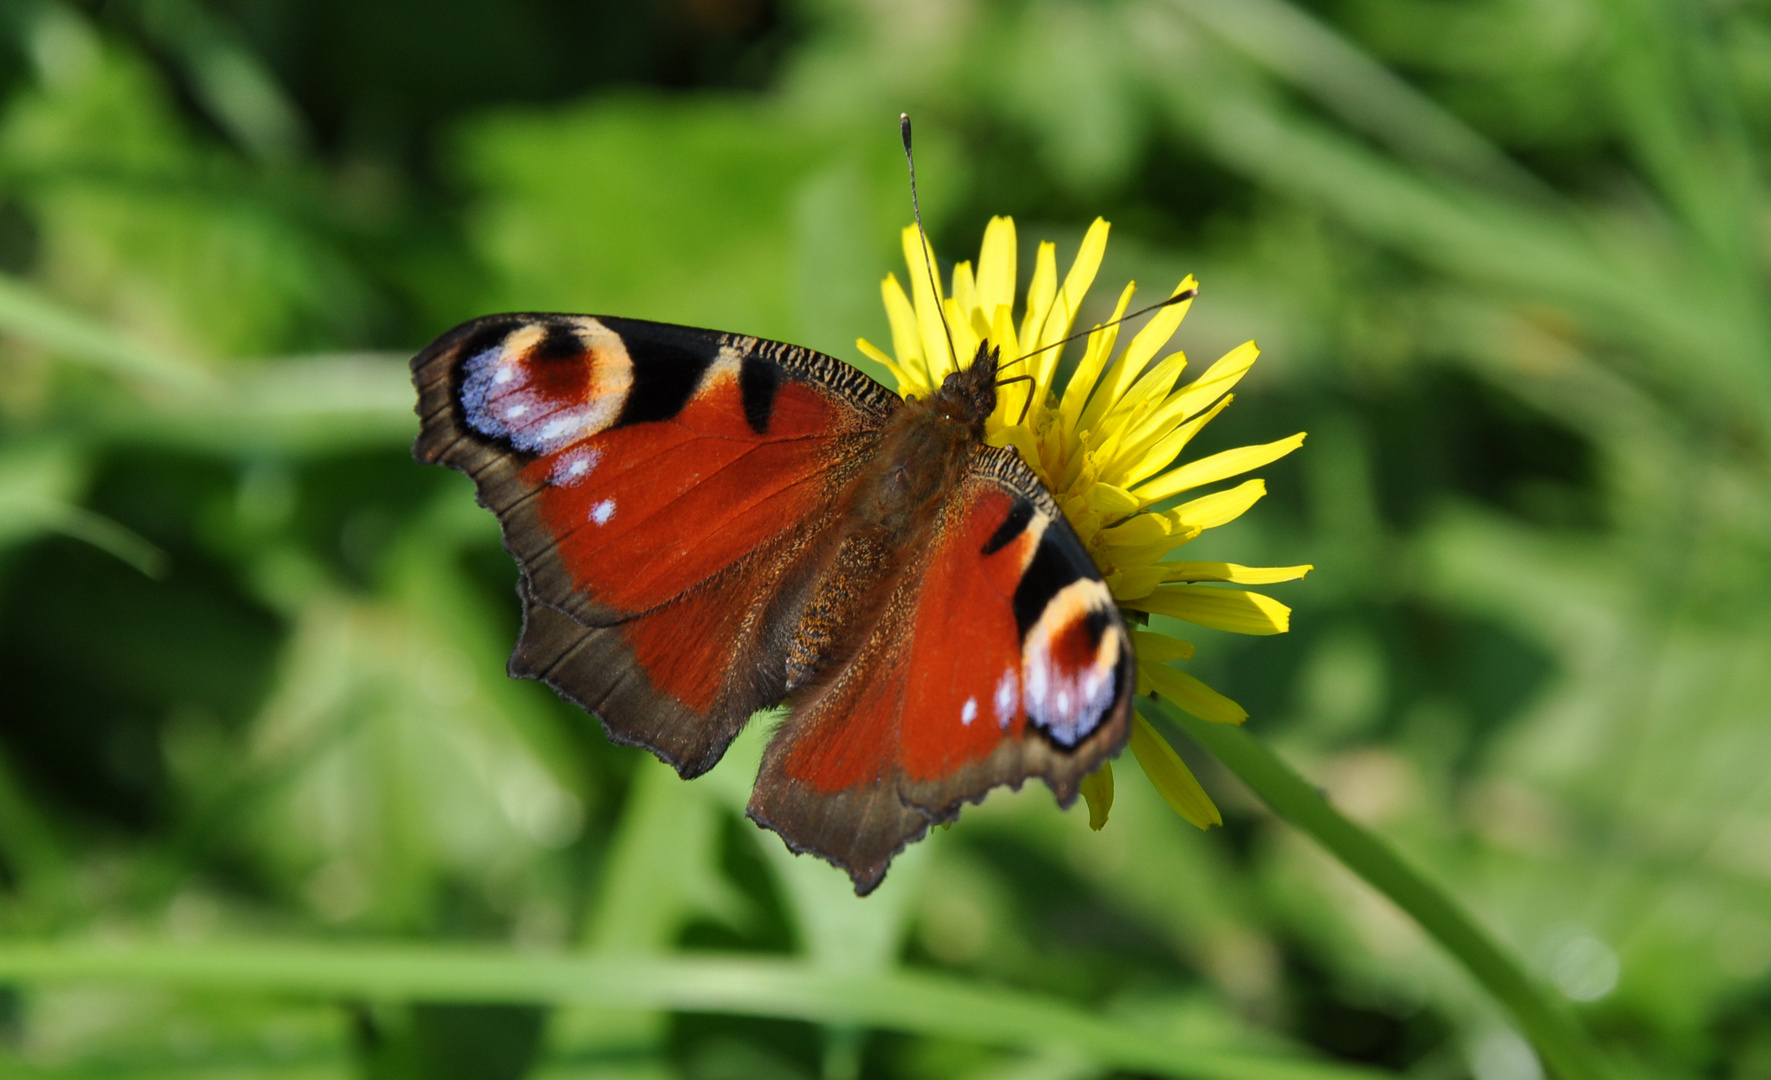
[[858, 216, 1310, 829]]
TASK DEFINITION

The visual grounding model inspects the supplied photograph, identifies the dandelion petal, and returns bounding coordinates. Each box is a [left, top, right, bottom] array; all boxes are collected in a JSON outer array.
[[1128, 586, 1292, 635], [1129, 711, 1221, 828], [1133, 432, 1307, 505]]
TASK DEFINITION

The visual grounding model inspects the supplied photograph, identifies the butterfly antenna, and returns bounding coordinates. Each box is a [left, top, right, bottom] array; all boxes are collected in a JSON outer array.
[[901, 113, 960, 373], [1008, 286, 1198, 369]]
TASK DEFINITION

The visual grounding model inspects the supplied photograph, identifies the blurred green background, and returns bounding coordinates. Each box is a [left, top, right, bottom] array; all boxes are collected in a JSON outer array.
[[1, 0, 1768, 1077]]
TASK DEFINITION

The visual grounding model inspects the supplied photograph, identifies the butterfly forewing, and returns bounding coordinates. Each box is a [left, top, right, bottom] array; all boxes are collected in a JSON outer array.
[[413, 314, 889, 774]]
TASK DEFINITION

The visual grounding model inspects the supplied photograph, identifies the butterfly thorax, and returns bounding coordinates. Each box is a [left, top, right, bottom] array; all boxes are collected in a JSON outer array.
[[775, 348, 1000, 692]]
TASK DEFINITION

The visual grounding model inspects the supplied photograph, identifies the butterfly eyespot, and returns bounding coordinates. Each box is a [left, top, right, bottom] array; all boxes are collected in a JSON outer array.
[[455, 317, 635, 455], [1022, 579, 1123, 747]]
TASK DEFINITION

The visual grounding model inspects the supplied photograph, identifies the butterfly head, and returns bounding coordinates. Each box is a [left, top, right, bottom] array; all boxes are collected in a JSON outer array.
[[932, 340, 1000, 429]]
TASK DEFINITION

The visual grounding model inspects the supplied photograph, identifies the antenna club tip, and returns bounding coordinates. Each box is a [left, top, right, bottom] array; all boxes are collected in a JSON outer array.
[[1172, 286, 1199, 303], [899, 113, 913, 149]]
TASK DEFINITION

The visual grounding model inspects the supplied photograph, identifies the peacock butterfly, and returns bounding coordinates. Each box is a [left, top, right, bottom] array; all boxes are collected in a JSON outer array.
[[411, 312, 1134, 894], [412, 123, 1134, 894]]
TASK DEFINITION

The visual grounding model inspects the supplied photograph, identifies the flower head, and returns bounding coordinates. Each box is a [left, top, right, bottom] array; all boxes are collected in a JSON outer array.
[[858, 217, 1310, 828]]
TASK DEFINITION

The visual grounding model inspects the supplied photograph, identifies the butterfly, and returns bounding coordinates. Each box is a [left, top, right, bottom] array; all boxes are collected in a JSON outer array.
[[410, 313, 1134, 893]]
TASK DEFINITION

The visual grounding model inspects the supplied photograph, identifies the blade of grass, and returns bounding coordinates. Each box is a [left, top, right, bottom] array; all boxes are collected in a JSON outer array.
[[135, 0, 311, 163], [0, 273, 216, 394], [1141, 698, 1614, 1080], [0, 279, 412, 454], [1144, 79, 1771, 423], [20, 501, 168, 577], [1164, 0, 1550, 201], [1597, 0, 1761, 275], [91, 353, 415, 454], [0, 443, 167, 574], [0, 941, 1389, 1080]]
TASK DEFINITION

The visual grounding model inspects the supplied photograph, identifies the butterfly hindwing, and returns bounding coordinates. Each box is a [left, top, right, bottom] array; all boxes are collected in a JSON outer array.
[[747, 603, 932, 890], [748, 445, 1134, 893], [897, 448, 1133, 812], [413, 313, 895, 776]]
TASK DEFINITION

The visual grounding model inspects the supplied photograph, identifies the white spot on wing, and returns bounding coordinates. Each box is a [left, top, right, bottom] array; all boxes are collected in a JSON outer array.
[[590, 499, 616, 526], [961, 698, 978, 726], [994, 669, 1018, 727], [550, 447, 601, 487]]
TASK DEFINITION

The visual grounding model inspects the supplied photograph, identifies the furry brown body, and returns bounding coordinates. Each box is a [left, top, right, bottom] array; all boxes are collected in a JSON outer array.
[[777, 346, 1002, 694]]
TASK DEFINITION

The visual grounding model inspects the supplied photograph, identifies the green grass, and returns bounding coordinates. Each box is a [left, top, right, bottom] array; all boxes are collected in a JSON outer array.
[[2, 0, 1768, 1077]]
